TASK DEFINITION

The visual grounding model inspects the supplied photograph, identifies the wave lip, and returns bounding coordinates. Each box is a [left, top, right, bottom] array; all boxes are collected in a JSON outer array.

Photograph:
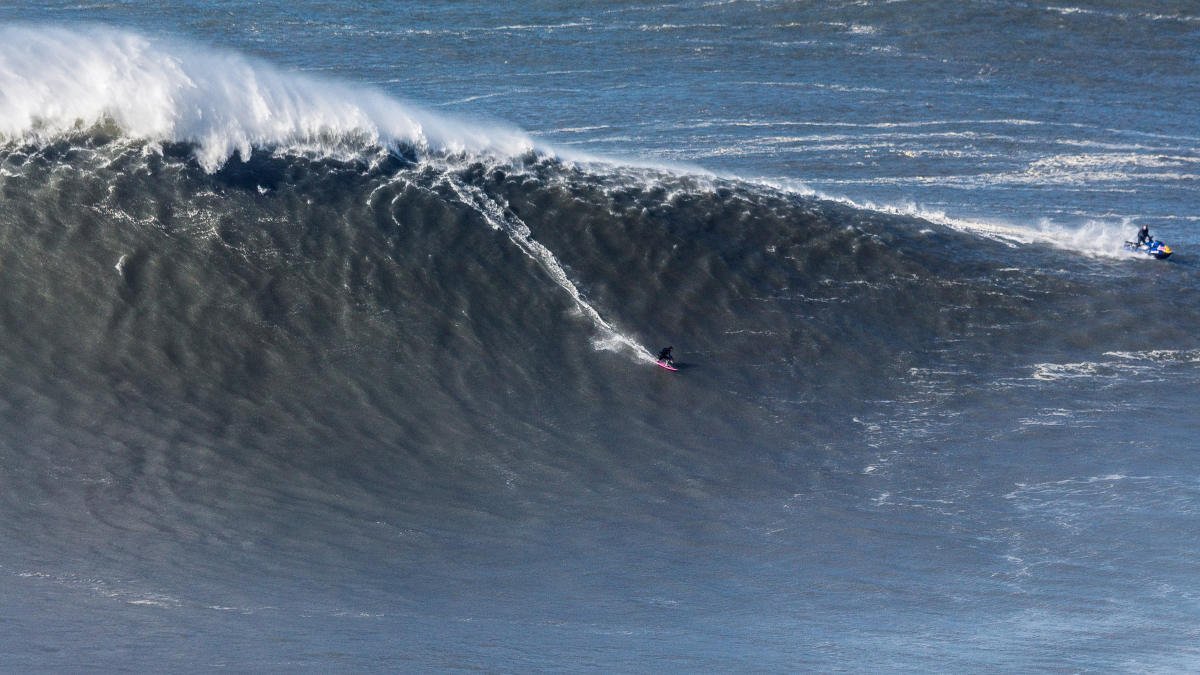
[[0, 24, 534, 170]]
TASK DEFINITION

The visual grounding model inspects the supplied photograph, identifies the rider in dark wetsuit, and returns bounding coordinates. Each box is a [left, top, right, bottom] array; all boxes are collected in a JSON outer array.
[[1136, 224, 1152, 246], [657, 346, 674, 365]]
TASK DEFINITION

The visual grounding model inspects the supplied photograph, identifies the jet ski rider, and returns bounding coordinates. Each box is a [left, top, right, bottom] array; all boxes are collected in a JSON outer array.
[[1136, 224, 1152, 246]]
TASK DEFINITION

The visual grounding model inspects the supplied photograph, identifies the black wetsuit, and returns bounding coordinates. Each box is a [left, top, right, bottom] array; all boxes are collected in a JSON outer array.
[[1137, 226, 1151, 246], [657, 347, 673, 363]]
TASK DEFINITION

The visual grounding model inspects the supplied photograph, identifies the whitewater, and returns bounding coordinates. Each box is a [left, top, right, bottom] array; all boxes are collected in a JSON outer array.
[[2, 3, 1200, 671], [0, 24, 536, 170]]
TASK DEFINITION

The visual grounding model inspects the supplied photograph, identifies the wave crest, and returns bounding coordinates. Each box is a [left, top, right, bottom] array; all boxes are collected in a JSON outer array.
[[0, 24, 535, 171]]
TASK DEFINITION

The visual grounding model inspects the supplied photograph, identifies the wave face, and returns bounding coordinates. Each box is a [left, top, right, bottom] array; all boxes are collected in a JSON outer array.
[[4, 24, 1200, 672]]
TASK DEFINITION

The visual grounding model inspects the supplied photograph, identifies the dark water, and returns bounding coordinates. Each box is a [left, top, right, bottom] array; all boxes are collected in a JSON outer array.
[[1, 5, 1199, 671]]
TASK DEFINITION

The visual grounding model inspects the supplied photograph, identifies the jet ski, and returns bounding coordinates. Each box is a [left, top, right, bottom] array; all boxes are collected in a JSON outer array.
[[1124, 239, 1173, 259]]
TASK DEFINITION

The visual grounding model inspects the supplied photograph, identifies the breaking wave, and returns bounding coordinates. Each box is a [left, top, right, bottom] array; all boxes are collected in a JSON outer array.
[[4, 27, 1200, 632], [0, 24, 535, 170]]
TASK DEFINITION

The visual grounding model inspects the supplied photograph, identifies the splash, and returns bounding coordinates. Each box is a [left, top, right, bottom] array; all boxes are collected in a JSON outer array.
[[0, 24, 534, 171]]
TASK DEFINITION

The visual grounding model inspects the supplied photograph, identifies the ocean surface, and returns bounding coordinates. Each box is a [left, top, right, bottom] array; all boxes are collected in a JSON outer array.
[[1, 1, 1198, 670]]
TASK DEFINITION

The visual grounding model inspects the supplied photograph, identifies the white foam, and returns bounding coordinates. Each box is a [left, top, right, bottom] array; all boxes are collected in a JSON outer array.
[[1026, 349, 1199, 385], [436, 92, 513, 106], [1008, 152, 1200, 186], [0, 24, 535, 171], [1104, 349, 1200, 363], [532, 125, 612, 135], [637, 23, 726, 31], [1048, 5, 1200, 24]]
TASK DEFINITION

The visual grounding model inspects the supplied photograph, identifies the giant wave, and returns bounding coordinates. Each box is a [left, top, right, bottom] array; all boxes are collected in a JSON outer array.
[[2, 26, 1194, 496], [5, 26, 1200, 671]]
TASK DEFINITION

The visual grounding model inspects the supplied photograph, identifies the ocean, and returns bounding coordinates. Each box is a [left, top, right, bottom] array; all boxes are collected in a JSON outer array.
[[1, 1, 1198, 670]]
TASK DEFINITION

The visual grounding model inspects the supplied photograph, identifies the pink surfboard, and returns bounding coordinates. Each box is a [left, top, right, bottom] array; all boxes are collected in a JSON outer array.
[[656, 360, 678, 371]]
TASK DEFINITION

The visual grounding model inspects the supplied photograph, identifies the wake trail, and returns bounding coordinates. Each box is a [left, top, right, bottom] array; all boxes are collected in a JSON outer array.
[[443, 176, 657, 363], [749, 176, 1148, 259]]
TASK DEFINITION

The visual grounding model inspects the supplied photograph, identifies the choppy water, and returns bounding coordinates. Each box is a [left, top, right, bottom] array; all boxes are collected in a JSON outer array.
[[1, 2, 1198, 670]]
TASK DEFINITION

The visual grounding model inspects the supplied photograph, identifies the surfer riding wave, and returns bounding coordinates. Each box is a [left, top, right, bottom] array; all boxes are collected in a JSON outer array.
[[657, 346, 674, 367]]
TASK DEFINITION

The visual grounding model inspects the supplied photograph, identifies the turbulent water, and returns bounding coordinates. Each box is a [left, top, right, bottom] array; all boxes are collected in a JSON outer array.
[[1, 4, 1199, 671]]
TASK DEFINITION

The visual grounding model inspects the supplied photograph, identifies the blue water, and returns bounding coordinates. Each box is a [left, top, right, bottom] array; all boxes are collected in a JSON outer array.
[[2, 1, 1199, 670]]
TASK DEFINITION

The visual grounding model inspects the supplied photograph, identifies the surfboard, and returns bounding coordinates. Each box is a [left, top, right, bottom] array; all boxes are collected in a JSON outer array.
[[656, 360, 678, 371]]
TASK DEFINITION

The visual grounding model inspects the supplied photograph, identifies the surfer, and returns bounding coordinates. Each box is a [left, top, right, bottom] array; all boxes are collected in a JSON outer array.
[[1136, 224, 1152, 246], [657, 346, 674, 366]]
